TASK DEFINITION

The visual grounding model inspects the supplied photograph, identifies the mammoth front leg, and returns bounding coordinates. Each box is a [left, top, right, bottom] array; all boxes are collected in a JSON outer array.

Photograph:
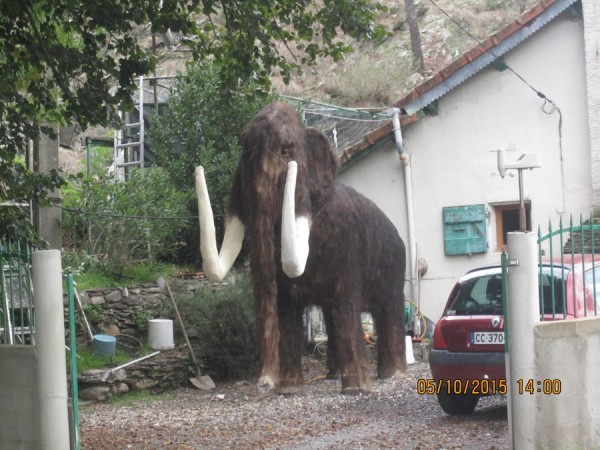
[[254, 272, 280, 393], [276, 286, 304, 394]]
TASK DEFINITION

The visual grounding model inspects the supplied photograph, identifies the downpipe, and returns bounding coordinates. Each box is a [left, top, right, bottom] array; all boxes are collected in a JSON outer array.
[[388, 108, 420, 330]]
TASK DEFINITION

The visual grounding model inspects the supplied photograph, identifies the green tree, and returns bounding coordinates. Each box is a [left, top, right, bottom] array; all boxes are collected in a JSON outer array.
[[148, 62, 274, 261], [1, 0, 386, 243]]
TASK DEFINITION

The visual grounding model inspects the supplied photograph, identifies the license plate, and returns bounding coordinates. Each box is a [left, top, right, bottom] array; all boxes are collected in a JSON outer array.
[[471, 331, 504, 345]]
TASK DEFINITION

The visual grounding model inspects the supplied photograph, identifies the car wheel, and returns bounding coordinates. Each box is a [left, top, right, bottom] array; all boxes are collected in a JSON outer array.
[[437, 391, 479, 415]]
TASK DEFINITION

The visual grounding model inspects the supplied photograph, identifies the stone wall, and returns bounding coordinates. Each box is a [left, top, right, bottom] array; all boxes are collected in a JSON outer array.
[[77, 350, 191, 402], [66, 277, 210, 402], [69, 278, 208, 341]]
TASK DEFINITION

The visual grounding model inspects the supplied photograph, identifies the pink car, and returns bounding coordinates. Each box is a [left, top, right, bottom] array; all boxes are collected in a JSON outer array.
[[429, 256, 599, 415]]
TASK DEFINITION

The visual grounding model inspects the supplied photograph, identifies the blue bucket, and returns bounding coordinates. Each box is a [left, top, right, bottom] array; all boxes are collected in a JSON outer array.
[[92, 334, 117, 357]]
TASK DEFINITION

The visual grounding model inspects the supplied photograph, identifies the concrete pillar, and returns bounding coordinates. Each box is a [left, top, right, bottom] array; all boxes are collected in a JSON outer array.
[[506, 232, 539, 449], [33, 127, 62, 249], [33, 250, 70, 449]]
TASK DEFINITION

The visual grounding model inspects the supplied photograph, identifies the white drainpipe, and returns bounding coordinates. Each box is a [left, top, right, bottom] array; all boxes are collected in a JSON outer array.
[[387, 108, 420, 319]]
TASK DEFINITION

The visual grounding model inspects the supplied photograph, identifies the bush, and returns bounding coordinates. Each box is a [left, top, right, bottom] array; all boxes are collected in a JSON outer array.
[[62, 166, 191, 276], [177, 273, 257, 381]]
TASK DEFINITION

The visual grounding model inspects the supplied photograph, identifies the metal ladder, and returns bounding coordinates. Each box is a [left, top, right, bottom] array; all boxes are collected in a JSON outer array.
[[113, 76, 145, 180]]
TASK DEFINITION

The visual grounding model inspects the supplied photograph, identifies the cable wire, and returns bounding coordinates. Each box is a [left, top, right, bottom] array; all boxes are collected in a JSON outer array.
[[428, 0, 558, 103], [427, 0, 565, 209]]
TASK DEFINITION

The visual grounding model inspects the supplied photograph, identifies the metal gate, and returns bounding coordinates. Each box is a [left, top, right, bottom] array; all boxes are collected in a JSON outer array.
[[0, 241, 35, 345], [537, 215, 600, 320]]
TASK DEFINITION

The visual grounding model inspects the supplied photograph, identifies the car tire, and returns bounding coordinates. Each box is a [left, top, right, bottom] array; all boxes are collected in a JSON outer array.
[[437, 391, 479, 415]]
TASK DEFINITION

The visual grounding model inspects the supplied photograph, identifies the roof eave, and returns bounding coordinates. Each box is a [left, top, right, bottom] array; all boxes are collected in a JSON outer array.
[[397, 0, 578, 115]]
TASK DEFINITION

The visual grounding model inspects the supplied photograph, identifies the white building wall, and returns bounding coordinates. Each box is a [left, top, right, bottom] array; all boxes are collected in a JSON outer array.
[[582, 0, 600, 206], [339, 12, 592, 321], [534, 317, 600, 448]]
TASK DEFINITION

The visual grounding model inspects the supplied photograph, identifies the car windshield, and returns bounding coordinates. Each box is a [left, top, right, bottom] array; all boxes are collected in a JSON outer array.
[[447, 274, 504, 315], [447, 268, 566, 316]]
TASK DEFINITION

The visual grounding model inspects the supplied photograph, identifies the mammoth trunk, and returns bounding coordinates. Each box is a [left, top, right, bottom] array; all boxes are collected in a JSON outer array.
[[249, 212, 281, 391], [251, 161, 310, 390]]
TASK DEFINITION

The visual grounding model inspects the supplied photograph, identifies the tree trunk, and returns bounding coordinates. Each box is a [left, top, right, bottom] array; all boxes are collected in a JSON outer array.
[[403, 0, 425, 74]]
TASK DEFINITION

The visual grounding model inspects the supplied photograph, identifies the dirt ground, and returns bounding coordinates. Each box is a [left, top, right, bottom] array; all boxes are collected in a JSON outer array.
[[79, 357, 508, 449]]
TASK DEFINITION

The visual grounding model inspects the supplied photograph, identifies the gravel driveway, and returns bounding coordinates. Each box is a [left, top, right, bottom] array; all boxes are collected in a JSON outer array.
[[80, 358, 508, 449]]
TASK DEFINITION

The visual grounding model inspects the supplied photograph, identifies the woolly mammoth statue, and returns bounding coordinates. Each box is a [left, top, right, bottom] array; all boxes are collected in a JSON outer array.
[[195, 102, 406, 394]]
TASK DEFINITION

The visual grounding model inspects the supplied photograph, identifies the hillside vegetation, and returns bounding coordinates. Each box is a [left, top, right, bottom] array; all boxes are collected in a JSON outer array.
[[269, 0, 539, 107], [125, 1, 540, 109]]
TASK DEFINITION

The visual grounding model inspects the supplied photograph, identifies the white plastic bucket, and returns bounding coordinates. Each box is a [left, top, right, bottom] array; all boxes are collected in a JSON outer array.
[[148, 319, 174, 350]]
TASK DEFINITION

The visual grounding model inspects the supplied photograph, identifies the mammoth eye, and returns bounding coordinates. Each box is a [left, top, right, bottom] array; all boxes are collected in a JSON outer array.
[[281, 142, 294, 156]]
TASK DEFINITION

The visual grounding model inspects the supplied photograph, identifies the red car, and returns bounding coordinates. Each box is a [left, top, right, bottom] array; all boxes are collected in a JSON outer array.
[[429, 256, 599, 415]]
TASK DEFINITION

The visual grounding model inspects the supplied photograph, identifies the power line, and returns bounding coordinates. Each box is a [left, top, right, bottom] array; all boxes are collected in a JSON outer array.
[[427, 0, 558, 107], [427, 0, 566, 208]]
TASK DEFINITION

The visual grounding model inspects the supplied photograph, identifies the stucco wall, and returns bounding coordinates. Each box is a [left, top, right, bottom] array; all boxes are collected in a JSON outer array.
[[534, 317, 600, 448], [339, 12, 591, 321], [582, 0, 600, 206], [0, 345, 39, 450]]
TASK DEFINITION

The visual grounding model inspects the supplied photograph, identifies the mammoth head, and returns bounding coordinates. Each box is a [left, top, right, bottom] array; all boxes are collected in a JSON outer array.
[[234, 102, 339, 221], [217, 101, 341, 278], [239, 102, 308, 203]]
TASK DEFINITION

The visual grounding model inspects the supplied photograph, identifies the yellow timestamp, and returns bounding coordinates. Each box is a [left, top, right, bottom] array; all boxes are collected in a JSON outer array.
[[416, 378, 507, 396], [517, 378, 561, 395]]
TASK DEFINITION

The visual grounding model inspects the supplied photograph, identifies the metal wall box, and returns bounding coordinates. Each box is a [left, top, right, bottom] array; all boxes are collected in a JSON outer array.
[[443, 204, 487, 255]]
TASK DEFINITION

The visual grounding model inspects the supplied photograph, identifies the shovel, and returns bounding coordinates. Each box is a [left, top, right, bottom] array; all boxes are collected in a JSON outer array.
[[157, 276, 216, 390]]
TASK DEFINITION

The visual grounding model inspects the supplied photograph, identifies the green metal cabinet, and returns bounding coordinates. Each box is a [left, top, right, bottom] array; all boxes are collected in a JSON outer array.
[[443, 204, 487, 255]]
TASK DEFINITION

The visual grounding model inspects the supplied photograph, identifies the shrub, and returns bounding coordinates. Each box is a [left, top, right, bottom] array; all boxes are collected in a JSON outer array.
[[177, 273, 257, 381], [62, 166, 191, 276]]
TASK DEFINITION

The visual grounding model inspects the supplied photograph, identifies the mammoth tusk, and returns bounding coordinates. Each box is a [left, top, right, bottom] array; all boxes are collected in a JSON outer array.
[[195, 166, 245, 282], [281, 161, 311, 278]]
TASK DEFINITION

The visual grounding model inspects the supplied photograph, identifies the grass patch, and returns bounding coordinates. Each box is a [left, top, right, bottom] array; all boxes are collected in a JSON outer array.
[[69, 342, 157, 373], [69, 346, 131, 373]]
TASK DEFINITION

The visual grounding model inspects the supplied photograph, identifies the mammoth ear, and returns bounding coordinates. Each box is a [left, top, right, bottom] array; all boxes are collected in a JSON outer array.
[[305, 128, 339, 193]]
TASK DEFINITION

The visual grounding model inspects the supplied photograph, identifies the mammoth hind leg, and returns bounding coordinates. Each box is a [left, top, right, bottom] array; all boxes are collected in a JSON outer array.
[[371, 294, 407, 379], [331, 301, 372, 394]]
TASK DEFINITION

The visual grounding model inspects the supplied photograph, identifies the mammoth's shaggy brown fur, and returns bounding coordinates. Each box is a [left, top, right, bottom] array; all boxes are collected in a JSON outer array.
[[227, 102, 406, 394]]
